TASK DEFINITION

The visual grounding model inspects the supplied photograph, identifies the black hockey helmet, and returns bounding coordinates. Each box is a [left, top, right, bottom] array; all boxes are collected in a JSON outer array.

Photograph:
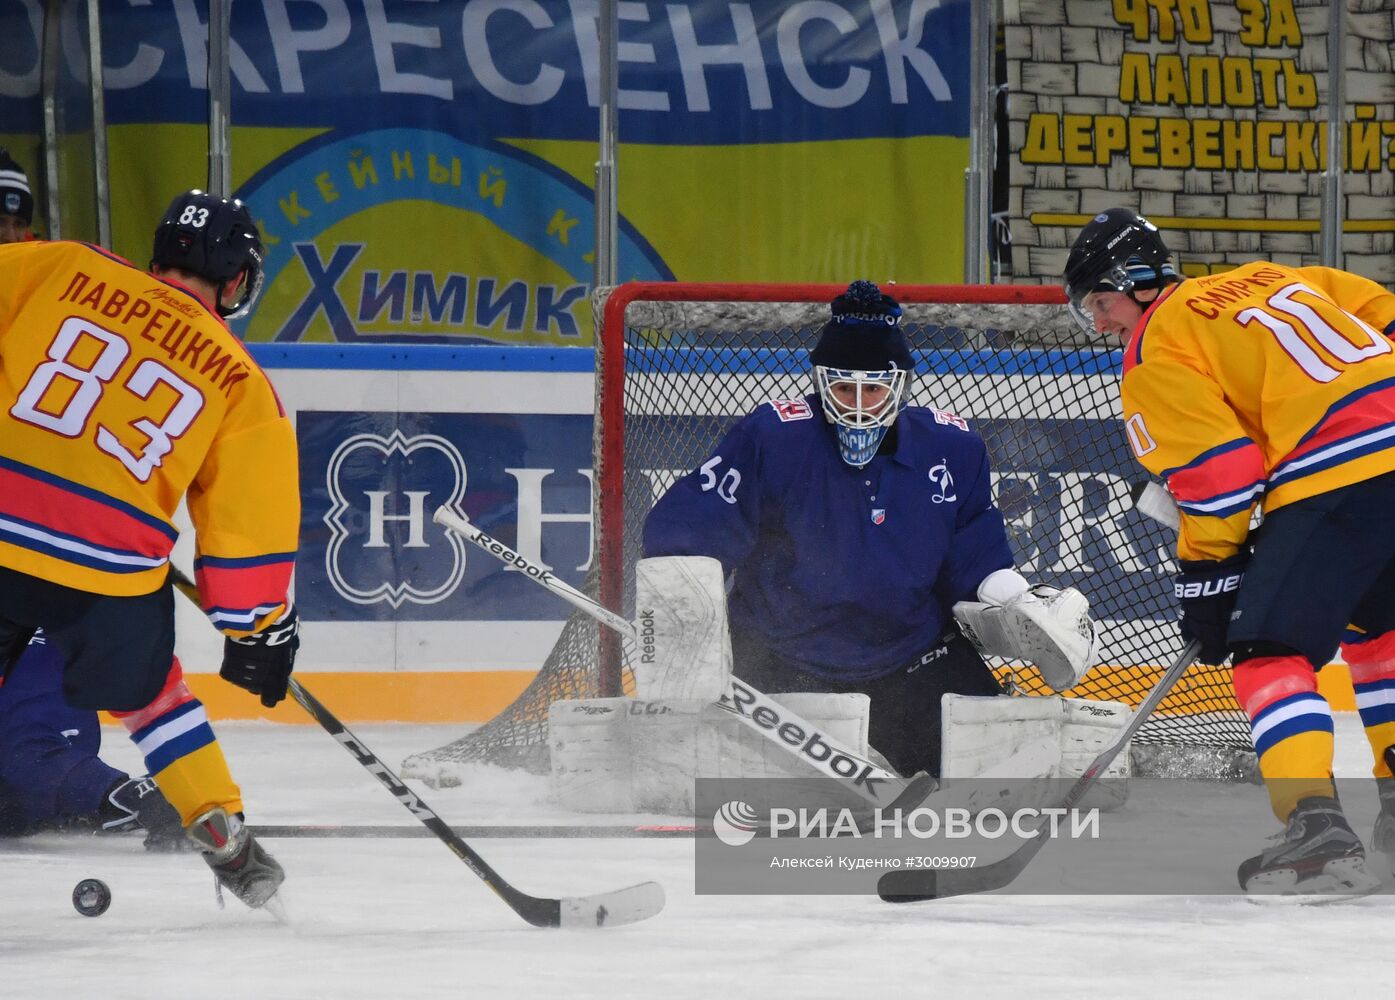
[[151, 190, 264, 318], [1063, 208, 1177, 333]]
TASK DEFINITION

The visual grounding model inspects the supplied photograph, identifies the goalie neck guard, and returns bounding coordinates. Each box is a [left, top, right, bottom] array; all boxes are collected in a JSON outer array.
[[810, 280, 914, 467]]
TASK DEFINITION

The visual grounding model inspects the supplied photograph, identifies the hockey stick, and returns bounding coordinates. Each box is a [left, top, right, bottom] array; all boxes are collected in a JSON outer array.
[[431, 507, 935, 811], [169, 566, 665, 928], [877, 638, 1203, 901]]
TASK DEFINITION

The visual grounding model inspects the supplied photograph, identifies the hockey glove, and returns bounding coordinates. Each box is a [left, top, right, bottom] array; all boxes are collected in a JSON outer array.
[[100, 776, 190, 852], [221, 607, 299, 708], [1174, 554, 1248, 665]]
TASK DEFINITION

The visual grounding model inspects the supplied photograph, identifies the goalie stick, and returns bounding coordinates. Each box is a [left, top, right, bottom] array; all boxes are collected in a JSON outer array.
[[877, 638, 1203, 902], [169, 566, 664, 929], [431, 507, 936, 812]]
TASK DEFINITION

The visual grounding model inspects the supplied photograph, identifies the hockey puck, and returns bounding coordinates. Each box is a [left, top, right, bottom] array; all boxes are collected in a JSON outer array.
[[72, 878, 112, 917]]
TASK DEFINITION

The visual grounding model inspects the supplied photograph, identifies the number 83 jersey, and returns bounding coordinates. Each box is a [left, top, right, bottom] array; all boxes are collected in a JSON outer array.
[[1121, 260, 1395, 562], [0, 241, 297, 635]]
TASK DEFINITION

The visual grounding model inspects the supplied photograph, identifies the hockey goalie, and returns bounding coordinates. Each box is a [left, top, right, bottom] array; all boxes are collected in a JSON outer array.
[[551, 282, 1122, 812]]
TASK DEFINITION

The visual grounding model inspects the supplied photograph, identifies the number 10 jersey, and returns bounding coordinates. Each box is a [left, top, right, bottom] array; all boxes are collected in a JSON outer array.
[[1121, 260, 1395, 563]]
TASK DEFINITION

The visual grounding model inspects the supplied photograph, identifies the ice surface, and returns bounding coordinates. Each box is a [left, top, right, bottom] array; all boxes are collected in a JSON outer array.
[[3, 717, 1391, 999]]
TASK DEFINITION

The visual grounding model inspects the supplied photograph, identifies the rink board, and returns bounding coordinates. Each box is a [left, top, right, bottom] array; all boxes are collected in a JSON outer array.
[[162, 345, 1356, 721]]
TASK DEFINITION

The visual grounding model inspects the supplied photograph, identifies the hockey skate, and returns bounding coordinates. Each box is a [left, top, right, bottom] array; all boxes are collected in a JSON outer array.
[[1237, 796, 1381, 900], [186, 807, 285, 909]]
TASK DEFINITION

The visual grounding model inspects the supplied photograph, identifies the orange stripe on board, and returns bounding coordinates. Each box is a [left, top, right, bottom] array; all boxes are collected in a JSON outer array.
[[95, 666, 1357, 726], [995, 663, 1357, 714], [104, 671, 537, 724]]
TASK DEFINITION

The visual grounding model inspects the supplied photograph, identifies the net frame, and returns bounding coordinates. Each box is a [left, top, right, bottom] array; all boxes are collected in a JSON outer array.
[[404, 282, 1255, 782]]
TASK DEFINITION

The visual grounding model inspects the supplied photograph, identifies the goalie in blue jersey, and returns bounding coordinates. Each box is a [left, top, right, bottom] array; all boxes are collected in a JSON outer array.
[[643, 280, 1099, 778], [0, 633, 186, 849]]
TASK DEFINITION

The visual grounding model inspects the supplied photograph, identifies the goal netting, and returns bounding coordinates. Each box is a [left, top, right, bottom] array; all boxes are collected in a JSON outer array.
[[402, 282, 1256, 785]]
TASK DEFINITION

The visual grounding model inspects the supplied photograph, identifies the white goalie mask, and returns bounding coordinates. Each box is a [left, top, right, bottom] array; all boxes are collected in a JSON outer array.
[[813, 364, 910, 468]]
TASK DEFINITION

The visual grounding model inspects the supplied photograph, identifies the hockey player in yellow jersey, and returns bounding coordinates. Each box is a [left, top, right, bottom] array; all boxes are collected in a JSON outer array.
[[0, 190, 298, 909], [1065, 208, 1395, 898]]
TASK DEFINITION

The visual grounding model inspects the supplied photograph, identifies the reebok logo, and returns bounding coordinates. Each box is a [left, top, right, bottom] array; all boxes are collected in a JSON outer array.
[[725, 680, 888, 799], [638, 609, 656, 664], [479, 535, 554, 584]]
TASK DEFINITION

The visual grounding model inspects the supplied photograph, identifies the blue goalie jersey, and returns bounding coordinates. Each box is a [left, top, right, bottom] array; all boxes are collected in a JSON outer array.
[[642, 395, 1014, 681]]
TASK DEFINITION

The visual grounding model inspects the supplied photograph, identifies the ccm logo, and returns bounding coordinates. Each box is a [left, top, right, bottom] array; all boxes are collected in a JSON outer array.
[[1174, 574, 1243, 599]]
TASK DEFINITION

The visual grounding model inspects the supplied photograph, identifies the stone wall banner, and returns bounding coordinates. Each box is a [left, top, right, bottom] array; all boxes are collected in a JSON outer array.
[[1004, 0, 1395, 285]]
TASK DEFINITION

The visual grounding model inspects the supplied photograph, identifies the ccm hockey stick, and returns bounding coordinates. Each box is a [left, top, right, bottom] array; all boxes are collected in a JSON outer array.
[[432, 507, 935, 811], [170, 566, 665, 928], [878, 638, 1203, 901]]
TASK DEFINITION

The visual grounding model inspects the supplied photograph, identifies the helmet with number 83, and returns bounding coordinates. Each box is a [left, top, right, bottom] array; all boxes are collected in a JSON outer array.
[[1063, 208, 1178, 335], [810, 280, 915, 468], [151, 190, 265, 319]]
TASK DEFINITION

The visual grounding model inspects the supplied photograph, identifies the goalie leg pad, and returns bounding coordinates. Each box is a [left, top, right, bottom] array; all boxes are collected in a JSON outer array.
[[634, 556, 732, 702], [939, 693, 1131, 810], [549, 693, 871, 814]]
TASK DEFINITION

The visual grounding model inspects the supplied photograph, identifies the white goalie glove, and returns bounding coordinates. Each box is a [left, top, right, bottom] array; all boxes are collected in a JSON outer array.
[[953, 572, 1100, 693]]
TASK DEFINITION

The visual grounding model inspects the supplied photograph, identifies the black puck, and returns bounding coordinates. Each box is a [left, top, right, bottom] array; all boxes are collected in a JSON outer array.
[[72, 878, 112, 917]]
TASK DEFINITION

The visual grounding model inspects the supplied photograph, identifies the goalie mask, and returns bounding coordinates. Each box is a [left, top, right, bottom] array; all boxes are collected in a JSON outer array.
[[1063, 208, 1177, 335], [810, 280, 914, 468]]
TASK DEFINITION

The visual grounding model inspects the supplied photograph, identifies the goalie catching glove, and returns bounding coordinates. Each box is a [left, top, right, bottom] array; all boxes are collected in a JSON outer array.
[[221, 606, 299, 708], [953, 579, 1100, 692]]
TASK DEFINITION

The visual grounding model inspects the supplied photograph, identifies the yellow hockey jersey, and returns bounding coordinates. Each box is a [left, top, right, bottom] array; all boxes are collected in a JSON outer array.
[[0, 241, 298, 635], [1121, 261, 1395, 562]]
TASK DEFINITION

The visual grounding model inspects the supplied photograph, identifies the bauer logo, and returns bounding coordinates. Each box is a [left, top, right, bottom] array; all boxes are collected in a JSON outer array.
[[713, 801, 761, 847]]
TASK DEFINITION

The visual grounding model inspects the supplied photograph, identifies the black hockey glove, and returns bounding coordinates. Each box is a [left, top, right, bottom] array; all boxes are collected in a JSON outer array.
[[221, 607, 299, 708], [1173, 554, 1248, 665], [99, 776, 190, 852]]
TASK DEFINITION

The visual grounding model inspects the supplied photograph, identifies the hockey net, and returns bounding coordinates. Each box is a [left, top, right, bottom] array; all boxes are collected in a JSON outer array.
[[403, 282, 1256, 785]]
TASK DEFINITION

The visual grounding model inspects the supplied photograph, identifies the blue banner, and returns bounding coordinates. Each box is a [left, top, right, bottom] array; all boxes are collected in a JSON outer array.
[[1, 0, 970, 143], [296, 408, 594, 622]]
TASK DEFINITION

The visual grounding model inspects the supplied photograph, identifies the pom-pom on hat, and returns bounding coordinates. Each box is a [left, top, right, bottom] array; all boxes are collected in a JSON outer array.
[[810, 280, 913, 372], [0, 148, 34, 225]]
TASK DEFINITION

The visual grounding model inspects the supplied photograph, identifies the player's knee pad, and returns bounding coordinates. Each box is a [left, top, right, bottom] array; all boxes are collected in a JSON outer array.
[[1232, 654, 1317, 720], [110, 657, 193, 730], [1341, 629, 1395, 672]]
